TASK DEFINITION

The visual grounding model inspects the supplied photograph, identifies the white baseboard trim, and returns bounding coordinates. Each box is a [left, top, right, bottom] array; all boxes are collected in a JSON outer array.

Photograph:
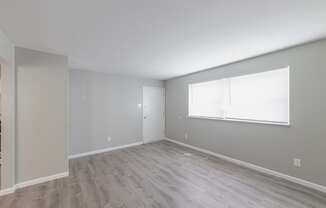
[[164, 138, 326, 194], [0, 187, 16, 196], [1, 142, 144, 196], [15, 172, 69, 189], [0, 172, 69, 196], [68, 141, 144, 159]]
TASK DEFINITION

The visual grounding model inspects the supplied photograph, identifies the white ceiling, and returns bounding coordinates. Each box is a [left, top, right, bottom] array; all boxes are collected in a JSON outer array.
[[0, 0, 326, 80]]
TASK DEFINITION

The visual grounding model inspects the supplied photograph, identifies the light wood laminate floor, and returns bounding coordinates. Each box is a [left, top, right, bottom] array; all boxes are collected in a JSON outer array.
[[1, 140, 326, 208]]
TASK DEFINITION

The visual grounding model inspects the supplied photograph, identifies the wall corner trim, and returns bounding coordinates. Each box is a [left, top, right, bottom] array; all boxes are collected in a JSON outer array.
[[68, 141, 144, 160], [164, 137, 326, 194]]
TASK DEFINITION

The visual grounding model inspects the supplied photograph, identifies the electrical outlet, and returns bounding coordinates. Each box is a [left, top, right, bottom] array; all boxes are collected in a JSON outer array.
[[184, 133, 188, 140], [293, 158, 301, 167], [107, 136, 112, 142]]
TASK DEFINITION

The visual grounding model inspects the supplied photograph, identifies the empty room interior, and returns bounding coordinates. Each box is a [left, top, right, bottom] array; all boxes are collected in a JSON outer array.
[[1, 1, 326, 207]]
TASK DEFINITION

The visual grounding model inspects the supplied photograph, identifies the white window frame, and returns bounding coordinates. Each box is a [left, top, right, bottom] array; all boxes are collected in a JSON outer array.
[[188, 67, 290, 126]]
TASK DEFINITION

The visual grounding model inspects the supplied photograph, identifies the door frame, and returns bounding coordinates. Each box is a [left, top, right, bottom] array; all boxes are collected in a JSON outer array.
[[0, 55, 16, 192], [142, 86, 165, 144]]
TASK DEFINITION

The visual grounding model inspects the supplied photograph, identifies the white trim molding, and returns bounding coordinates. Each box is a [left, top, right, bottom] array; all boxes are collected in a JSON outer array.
[[0, 142, 144, 196], [0, 172, 69, 196], [164, 138, 326, 194], [188, 116, 290, 127], [68, 141, 144, 159], [0, 187, 16, 196], [15, 172, 69, 189]]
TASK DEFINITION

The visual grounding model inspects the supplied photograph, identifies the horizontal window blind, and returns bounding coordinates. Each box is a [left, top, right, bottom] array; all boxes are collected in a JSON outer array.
[[188, 67, 289, 124]]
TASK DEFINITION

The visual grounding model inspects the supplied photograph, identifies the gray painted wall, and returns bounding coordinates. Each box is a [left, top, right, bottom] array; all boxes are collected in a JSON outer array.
[[165, 39, 326, 187], [69, 69, 164, 156], [16, 47, 68, 183], [0, 30, 15, 189]]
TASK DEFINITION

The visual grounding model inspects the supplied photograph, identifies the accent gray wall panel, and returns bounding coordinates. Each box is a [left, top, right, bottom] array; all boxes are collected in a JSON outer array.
[[69, 69, 164, 156], [16, 47, 68, 183], [165, 39, 326, 187]]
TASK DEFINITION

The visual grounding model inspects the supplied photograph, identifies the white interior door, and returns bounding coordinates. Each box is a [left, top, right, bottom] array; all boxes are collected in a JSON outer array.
[[143, 86, 165, 143]]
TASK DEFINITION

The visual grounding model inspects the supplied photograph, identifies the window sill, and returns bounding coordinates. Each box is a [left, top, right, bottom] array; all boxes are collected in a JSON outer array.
[[188, 116, 290, 127]]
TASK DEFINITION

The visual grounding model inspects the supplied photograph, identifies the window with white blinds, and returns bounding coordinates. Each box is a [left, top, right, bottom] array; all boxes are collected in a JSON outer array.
[[188, 67, 289, 125]]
